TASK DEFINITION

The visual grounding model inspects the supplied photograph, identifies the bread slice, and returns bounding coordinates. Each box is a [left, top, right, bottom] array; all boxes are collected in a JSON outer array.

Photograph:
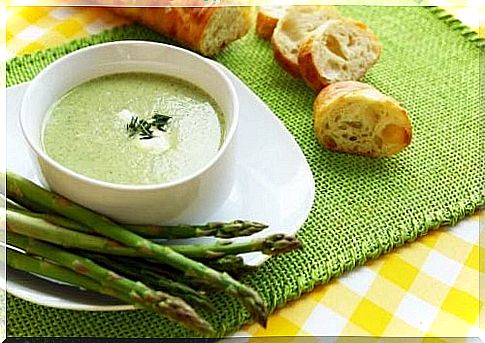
[[271, 6, 341, 77], [256, 6, 288, 40], [200, 6, 253, 56], [313, 81, 412, 157], [299, 19, 381, 92], [111, 7, 252, 56]]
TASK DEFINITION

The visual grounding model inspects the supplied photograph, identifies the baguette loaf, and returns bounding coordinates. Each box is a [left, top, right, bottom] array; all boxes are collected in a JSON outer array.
[[256, 6, 287, 40], [298, 19, 382, 92], [271, 6, 341, 77], [313, 81, 412, 157], [111, 6, 252, 56]]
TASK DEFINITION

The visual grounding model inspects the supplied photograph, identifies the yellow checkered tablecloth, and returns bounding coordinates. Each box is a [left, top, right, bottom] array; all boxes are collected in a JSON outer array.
[[4, 3, 483, 340]]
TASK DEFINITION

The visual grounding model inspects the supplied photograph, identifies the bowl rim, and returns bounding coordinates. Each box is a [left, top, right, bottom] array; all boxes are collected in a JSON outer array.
[[19, 40, 239, 191]]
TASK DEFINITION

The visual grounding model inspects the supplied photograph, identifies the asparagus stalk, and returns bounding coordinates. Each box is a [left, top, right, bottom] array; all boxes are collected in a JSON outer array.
[[6, 209, 138, 256], [6, 195, 267, 240], [108, 255, 257, 291], [7, 204, 93, 234], [7, 209, 300, 260], [173, 234, 301, 259], [82, 252, 215, 312], [6, 248, 136, 305], [6, 171, 268, 326], [126, 220, 268, 239], [109, 255, 219, 292], [8, 233, 214, 334]]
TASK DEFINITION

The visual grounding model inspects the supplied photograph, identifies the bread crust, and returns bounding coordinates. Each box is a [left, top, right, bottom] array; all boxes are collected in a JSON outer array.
[[256, 9, 280, 40], [271, 5, 341, 78], [272, 37, 302, 78], [313, 81, 412, 157], [297, 37, 322, 90], [299, 19, 382, 92], [111, 7, 250, 56]]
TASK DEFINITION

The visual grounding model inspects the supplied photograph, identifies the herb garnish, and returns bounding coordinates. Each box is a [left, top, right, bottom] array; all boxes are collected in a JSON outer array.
[[126, 110, 172, 140]]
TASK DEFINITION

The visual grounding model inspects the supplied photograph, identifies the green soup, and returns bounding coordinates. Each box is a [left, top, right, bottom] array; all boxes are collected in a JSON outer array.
[[42, 72, 225, 185]]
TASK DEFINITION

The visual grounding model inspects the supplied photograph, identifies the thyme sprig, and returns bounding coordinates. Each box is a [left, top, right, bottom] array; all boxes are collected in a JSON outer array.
[[126, 110, 172, 140]]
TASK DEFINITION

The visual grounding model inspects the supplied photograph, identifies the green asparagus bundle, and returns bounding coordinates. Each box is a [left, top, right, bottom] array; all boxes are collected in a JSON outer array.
[[82, 252, 215, 311], [7, 233, 214, 334], [106, 254, 255, 291], [6, 196, 267, 240], [6, 209, 299, 260], [104, 255, 218, 292], [5, 171, 305, 331], [5, 171, 269, 326]]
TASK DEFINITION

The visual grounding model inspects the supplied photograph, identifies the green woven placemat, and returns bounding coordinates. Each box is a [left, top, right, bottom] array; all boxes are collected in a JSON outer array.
[[6, 6, 484, 338]]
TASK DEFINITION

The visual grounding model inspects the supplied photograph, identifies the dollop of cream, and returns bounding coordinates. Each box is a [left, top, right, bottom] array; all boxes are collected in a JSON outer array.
[[117, 109, 171, 153], [118, 109, 135, 122], [138, 129, 170, 152]]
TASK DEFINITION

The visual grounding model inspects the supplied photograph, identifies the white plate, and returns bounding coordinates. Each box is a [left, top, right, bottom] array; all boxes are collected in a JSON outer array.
[[3, 62, 315, 311]]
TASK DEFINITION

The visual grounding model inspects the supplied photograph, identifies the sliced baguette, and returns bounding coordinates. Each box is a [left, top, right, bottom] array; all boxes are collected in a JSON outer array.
[[299, 19, 382, 92], [313, 81, 412, 157], [111, 6, 252, 56], [271, 5, 341, 77], [256, 6, 288, 40]]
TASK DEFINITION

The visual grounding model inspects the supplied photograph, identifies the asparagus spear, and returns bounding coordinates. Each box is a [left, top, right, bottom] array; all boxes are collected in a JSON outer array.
[[8, 233, 214, 334], [6, 171, 268, 326], [6, 248, 136, 305], [109, 255, 218, 292], [126, 220, 268, 239], [82, 252, 215, 312], [6, 195, 267, 240], [172, 234, 301, 259], [7, 209, 300, 260], [6, 209, 138, 256], [108, 255, 257, 292], [7, 203, 93, 234]]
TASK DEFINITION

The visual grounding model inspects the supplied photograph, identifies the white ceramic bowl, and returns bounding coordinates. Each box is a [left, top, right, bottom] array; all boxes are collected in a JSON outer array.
[[20, 41, 239, 224]]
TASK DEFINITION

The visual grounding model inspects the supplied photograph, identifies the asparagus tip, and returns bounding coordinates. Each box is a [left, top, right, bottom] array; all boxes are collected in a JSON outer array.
[[262, 234, 302, 255], [213, 220, 269, 238]]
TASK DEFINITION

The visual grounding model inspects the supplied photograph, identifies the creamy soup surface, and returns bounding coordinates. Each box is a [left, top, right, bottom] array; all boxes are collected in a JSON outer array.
[[43, 72, 225, 185]]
